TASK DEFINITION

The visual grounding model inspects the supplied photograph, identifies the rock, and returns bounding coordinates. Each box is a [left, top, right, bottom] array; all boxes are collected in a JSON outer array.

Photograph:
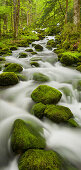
[[3, 63, 23, 73], [31, 51, 37, 55], [0, 57, 6, 61], [25, 49, 33, 52], [0, 47, 12, 56], [60, 53, 79, 66], [31, 85, 62, 104], [10, 46, 18, 51], [44, 105, 73, 123], [11, 119, 46, 154], [0, 72, 19, 86], [46, 45, 52, 50], [76, 65, 81, 72], [32, 43, 36, 47], [16, 74, 27, 81], [30, 61, 39, 67], [77, 80, 81, 91], [30, 57, 42, 61], [19, 53, 28, 58], [47, 39, 56, 48], [34, 44, 43, 51], [67, 118, 80, 127], [18, 149, 62, 170], [31, 103, 46, 119], [33, 73, 49, 82]]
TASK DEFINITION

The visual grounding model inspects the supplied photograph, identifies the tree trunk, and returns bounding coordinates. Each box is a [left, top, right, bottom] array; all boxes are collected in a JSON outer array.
[[13, 0, 20, 38], [74, 0, 80, 27], [65, 0, 68, 24], [0, 17, 1, 37]]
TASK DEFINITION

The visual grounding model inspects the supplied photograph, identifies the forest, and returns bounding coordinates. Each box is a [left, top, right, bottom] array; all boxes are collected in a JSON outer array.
[[0, 0, 81, 170]]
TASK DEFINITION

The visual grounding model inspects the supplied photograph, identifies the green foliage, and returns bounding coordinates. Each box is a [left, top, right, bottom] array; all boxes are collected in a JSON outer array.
[[11, 119, 46, 154], [31, 85, 62, 104], [0, 72, 19, 86]]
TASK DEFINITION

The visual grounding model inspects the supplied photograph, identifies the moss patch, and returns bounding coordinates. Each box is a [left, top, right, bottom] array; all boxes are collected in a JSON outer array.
[[31, 103, 46, 119], [18, 149, 62, 170], [16, 74, 27, 81], [0, 57, 6, 61], [44, 105, 73, 123], [0, 72, 19, 86], [30, 61, 39, 67], [47, 39, 56, 48], [31, 85, 62, 104], [19, 53, 28, 58], [10, 46, 18, 51], [67, 118, 80, 127], [25, 49, 33, 52], [34, 44, 43, 51], [76, 65, 81, 72], [3, 63, 23, 73], [11, 119, 46, 154], [33, 73, 49, 82]]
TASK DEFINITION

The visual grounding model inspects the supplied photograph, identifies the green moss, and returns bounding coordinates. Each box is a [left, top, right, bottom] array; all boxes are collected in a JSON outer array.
[[18, 149, 63, 170], [0, 57, 6, 61], [0, 72, 19, 86], [16, 74, 27, 81], [33, 73, 49, 82], [46, 45, 52, 50], [10, 46, 18, 51], [3, 63, 23, 73], [31, 103, 46, 119], [31, 85, 62, 104], [77, 80, 81, 91], [19, 53, 28, 58], [25, 49, 33, 52], [30, 57, 42, 61], [67, 118, 80, 127], [34, 44, 43, 51], [11, 119, 46, 154], [31, 51, 37, 55], [47, 39, 56, 48], [0, 47, 12, 56], [44, 105, 73, 123], [30, 61, 39, 67], [76, 65, 81, 72]]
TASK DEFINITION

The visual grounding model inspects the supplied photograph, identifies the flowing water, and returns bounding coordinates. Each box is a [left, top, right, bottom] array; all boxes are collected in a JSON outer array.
[[0, 36, 81, 170]]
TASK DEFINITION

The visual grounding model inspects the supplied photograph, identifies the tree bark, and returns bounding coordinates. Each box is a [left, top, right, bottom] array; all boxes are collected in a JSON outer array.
[[74, 0, 80, 27]]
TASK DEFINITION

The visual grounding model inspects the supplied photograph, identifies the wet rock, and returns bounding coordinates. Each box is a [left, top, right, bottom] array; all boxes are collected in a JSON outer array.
[[3, 63, 23, 73], [60, 53, 79, 66], [0, 72, 19, 86], [31, 51, 37, 55], [31, 85, 62, 104], [33, 73, 49, 82], [30, 57, 42, 61], [25, 49, 33, 52], [0, 57, 6, 61], [77, 80, 81, 91], [76, 65, 81, 72], [10, 46, 18, 51], [16, 74, 27, 81], [46, 45, 52, 50], [47, 39, 56, 48], [11, 119, 46, 154], [67, 118, 80, 127], [18, 149, 63, 170], [30, 61, 39, 67], [31, 103, 46, 119], [19, 53, 28, 58], [34, 44, 43, 51]]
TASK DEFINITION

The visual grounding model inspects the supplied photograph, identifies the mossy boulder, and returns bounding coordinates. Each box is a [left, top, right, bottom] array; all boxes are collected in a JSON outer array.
[[0, 47, 12, 56], [19, 53, 28, 58], [0, 57, 6, 61], [3, 63, 23, 73], [30, 61, 39, 67], [34, 44, 43, 51], [44, 105, 73, 123], [11, 119, 46, 154], [0, 72, 19, 86], [30, 57, 42, 61], [46, 45, 52, 50], [18, 149, 63, 170], [25, 49, 33, 52], [33, 73, 49, 82], [67, 118, 80, 127], [31, 85, 62, 104], [47, 39, 56, 48], [10, 46, 18, 51], [16, 74, 27, 81], [31, 51, 37, 55], [31, 103, 46, 119], [76, 65, 81, 72]]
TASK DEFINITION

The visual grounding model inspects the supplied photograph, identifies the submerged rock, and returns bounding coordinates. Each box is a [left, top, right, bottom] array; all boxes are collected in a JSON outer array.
[[33, 73, 49, 82], [0, 72, 19, 86], [11, 119, 46, 154], [30, 57, 42, 61], [31, 85, 62, 104], [3, 63, 23, 73], [34, 44, 43, 51], [67, 118, 80, 128], [19, 53, 28, 58], [18, 149, 63, 170], [31, 51, 37, 55], [30, 61, 39, 67], [16, 74, 27, 81], [25, 49, 33, 52], [44, 105, 73, 123]]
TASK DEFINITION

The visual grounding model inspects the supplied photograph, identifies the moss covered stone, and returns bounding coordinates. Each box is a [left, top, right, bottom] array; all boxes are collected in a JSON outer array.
[[0, 47, 12, 56], [25, 49, 33, 52], [31, 51, 37, 55], [19, 53, 28, 58], [31, 103, 46, 119], [44, 105, 73, 123], [46, 45, 52, 50], [76, 65, 81, 72], [33, 73, 49, 82], [10, 46, 18, 51], [18, 149, 62, 170], [34, 44, 43, 51], [0, 57, 6, 61], [30, 61, 39, 67], [31, 85, 62, 104], [67, 118, 80, 127], [11, 119, 46, 154], [3, 63, 23, 73], [16, 74, 27, 81], [30, 57, 42, 61], [0, 72, 19, 86], [47, 39, 56, 48]]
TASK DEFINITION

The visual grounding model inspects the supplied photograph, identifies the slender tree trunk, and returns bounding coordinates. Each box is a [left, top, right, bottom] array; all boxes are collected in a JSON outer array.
[[65, 0, 68, 24], [0, 17, 1, 37], [27, 11, 29, 26], [13, 0, 20, 38], [3, 15, 7, 34], [74, 0, 80, 27]]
